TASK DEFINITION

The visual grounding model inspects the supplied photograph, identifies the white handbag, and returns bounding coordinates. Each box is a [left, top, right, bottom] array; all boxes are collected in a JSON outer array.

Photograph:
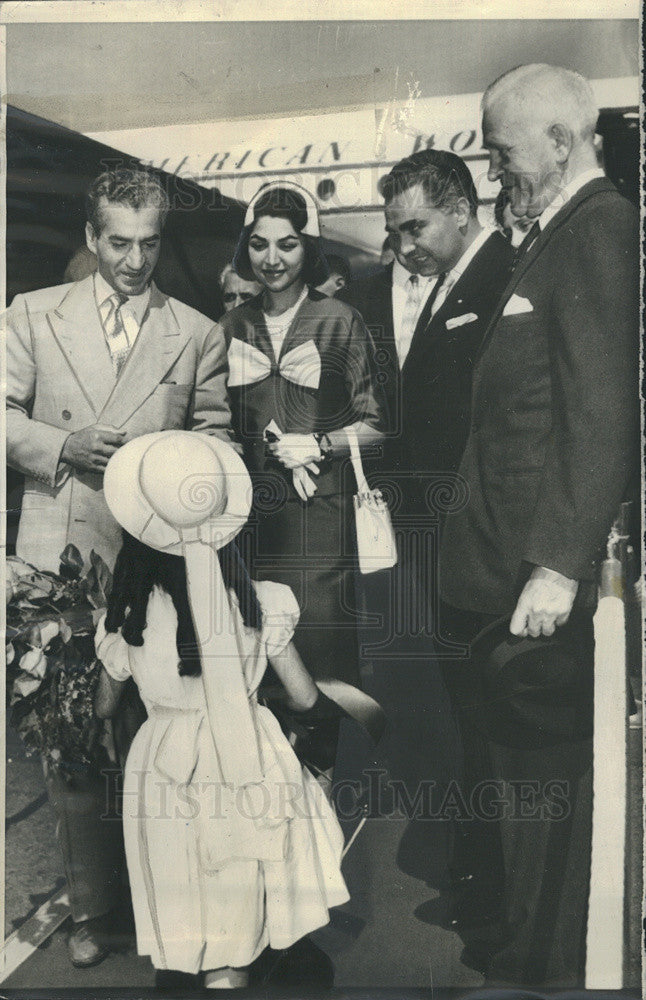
[[346, 428, 397, 574]]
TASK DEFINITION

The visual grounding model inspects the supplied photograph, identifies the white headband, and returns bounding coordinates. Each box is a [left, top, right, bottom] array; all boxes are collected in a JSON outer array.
[[244, 180, 320, 237]]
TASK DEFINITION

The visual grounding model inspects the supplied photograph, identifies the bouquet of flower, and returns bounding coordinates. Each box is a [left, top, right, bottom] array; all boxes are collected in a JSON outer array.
[[5, 545, 113, 777]]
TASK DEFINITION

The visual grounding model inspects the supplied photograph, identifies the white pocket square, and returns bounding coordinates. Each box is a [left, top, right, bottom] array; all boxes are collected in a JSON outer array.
[[445, 312, 478, 330], [503, 294, 533, 316]]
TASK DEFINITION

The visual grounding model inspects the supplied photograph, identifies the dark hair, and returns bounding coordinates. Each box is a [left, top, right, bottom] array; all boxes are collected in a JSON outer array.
[[105, 532, 262, 677], [232, 185, 329, 287], [86, 169, 170, 235], [323, 253, 352, 287], [380, 149, 479, 218]]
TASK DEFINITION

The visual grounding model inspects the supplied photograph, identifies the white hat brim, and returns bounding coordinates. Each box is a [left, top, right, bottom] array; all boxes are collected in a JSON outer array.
[[104, 431, 252, 554]]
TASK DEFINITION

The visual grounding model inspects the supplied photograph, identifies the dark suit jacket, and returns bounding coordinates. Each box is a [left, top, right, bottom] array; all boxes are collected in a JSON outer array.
[[440, 178, 640, 615], [400, 231, 513, 499], [348, 236, 513, 494]]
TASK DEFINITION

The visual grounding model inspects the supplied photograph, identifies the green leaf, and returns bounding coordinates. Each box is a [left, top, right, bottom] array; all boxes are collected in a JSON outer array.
[[59, 545, 84, 581], [82, 551, 113, 609]]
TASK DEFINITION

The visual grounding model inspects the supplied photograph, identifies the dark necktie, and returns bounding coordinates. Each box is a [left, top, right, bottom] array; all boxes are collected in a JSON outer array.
[[512, 221, 540, 270], [424, 271, 447, 315], [401, 272, 446, 370]]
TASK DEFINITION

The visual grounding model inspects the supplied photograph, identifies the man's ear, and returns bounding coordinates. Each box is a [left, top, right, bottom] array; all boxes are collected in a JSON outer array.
[[334, 276, 346, 292], [549, 122, 573, 164], [85, 221, 98, 255], [454, 197, 471, 232]]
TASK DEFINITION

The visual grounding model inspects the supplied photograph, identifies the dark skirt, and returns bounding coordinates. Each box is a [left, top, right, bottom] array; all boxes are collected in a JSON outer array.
[[245, 488, 360, 686]]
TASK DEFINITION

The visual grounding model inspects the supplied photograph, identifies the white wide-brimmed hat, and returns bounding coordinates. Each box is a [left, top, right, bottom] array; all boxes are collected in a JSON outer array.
[[104, 430, 252, 554], [104, 431, 263, 787]]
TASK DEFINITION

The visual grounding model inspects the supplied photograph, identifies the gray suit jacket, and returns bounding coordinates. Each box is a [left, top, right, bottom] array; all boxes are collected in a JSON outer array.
[[6, 274, 235, 571]]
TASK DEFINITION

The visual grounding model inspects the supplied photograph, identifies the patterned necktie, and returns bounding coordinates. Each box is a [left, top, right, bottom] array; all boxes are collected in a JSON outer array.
[[105, 292, 131, 377], [398, 274, 422, 365]]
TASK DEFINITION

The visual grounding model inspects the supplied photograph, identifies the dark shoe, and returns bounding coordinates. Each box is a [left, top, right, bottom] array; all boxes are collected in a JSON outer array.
[[448, 868, 475, 888], [154, 969, 201, 992], [267, 691, 344, 773], [450, 902, 505, 934], [449, 882, 505, 933], [67, 916, 110, 968], [250, 936, 334, 989]]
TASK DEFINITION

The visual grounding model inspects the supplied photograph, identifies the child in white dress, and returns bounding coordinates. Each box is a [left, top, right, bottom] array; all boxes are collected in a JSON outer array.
[[95, 533, 349, 988], [94, 431, 349, 990]]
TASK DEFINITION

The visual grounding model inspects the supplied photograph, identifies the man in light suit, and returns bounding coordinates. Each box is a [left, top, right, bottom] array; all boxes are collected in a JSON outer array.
[[6, 168, 236, 966], [439, 66, 639, 984]]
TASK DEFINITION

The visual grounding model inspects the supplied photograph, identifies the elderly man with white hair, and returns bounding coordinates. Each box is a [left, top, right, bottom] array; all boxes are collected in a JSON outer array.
[[218, 261, 262, 314], [438, 65, 639, 985]]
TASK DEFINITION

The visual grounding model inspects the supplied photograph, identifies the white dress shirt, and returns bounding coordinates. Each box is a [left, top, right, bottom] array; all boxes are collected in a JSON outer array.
[[431, 226, 494, 318], [391, 261, 438, 367]]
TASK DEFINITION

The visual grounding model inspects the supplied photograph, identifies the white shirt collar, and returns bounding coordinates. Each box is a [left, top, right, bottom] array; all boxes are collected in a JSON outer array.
[[538, 168, 605, 231], [445, 226, 492, 285], [94, 271, 151, 327], [392, 259, 435, 291]]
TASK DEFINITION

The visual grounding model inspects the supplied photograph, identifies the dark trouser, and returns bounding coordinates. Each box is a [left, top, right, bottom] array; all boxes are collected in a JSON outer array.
[[486, 735, 592, 986], [437, 603, 505, 901], [44, 680, 146, 923], [439, 601, 594, 986]]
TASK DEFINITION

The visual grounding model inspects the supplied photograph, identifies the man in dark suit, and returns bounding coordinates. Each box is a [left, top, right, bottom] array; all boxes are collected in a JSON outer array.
[[378, 149, 514, 903], [440, 65, 639, 984], [344, 152, 512, 891], [380, 149, 514, 510]]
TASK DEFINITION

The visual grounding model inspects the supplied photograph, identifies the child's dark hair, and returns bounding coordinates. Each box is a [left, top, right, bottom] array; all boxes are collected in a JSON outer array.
[[104, 532, 262, 676]]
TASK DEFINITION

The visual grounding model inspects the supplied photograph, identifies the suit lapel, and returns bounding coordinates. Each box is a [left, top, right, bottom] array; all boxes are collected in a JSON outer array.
[[476, 178, 615, 362], [100, 283, 191, 427], [402, 252, 475, 373], [46, 275, 116, 417]]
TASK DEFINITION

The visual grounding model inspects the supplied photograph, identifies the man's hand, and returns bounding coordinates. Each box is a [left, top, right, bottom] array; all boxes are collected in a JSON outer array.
[[510, 566, 579, 637], [267, 433, 321, 470], [60, 424, 126, 473]]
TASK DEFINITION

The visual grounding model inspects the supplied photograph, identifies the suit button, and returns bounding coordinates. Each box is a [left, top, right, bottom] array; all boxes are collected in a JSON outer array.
[[62, 409, 71, 421]]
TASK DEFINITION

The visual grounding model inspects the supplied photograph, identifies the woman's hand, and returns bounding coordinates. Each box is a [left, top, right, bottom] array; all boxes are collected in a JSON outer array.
[[267, 433, 321, 469], [292, 466, 319, 502]]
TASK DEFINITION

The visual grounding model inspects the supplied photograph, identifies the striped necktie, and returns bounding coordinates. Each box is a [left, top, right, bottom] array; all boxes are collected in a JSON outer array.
[[398, 274, 422, 366], [105, 292, 132, 377]]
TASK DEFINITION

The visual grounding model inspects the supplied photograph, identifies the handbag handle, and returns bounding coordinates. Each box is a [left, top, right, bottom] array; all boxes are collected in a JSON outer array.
[[345, 427, 369, 493]]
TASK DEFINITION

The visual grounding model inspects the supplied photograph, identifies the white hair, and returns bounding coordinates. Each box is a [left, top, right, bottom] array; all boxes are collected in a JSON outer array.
[[218, 262, 235, 288], [482, 64, 598, 142]]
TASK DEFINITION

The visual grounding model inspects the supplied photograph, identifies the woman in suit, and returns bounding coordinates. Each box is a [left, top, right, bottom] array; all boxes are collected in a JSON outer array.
[[220, 182, 386, 687]]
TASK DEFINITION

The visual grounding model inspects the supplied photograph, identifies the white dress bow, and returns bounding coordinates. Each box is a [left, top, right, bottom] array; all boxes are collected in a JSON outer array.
[[228, 338, 321, 390]]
